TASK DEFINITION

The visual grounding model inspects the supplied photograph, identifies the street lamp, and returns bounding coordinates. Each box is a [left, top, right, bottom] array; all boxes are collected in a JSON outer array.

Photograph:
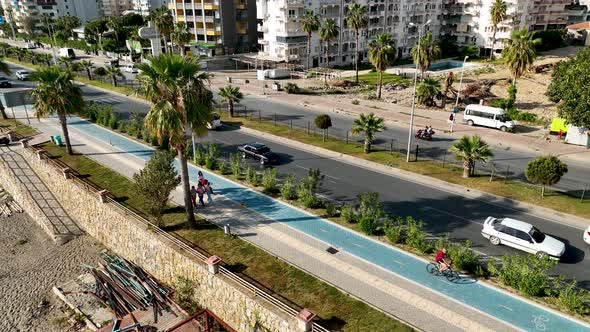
[[451, 55, 469, 133], [406, 19, 431, 162]]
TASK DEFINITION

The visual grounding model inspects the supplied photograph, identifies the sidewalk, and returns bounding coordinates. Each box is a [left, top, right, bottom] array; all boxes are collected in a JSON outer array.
[[11, 107, 590, 332]]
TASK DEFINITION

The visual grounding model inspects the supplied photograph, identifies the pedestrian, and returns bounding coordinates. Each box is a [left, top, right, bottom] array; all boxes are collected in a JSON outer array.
[[197, 171, 205, 185], [204, 180, 213, 203], [190, 185, 197, 208], [196, 183, 206, 206]]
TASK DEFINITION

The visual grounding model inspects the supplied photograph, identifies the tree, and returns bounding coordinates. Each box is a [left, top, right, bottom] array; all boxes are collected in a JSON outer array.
[[314, 114, 332, 142], [133, 151, 181, 225], [351, 113, 386, 153], [84, 19, 108, 49], [489, 0, 508, 60], [137, 54, 214, 229], [101, 38, 117, 52], [30, 66, 84, 155], [346, 4, 368, 83], [149, 6, 174, 53], [56, 14, 81, 39], [301, 10, 320, 70], [368, 32, 396, 99], [546, 47, 590, 128], [105, 66, 123, 87], [79, 60, 94, 80], [19, 16, 36, 40], [93, 66, 107, 81], [441, 72, 455, 108], [449, 135, 494, 178], [502, 29, 541, 85], [35, 53, 50, 66], [106, 17, 122, 43], [525, 155, 568, 197], [319, 18, 339, 84], [417, 78, 441, 107], [171, 23, 190, 55], [410, 32, 441, 76], [58, 57, 72, 71], [218, 85, 243, 117], [0, 58, 11, 119]]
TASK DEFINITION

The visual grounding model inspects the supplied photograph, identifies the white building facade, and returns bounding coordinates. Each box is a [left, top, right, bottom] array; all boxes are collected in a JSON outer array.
[[98, 0, 134, 17], [56, 0, 99, 22], [133, 0, 166, 16]]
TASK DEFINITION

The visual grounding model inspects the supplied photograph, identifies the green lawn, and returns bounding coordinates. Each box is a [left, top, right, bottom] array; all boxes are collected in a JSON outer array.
[[0, 117, 37, 138], [356, 72, 410, 86], [38, 142, 413, 332]]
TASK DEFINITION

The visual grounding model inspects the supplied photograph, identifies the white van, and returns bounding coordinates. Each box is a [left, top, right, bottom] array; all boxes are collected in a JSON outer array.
[[463, 104, 515, 131], [58, 48, 76, 59]]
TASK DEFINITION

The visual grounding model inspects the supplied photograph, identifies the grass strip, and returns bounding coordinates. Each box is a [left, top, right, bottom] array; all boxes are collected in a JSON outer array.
[[38, 142, 413, 332], [0, 117, 37, 137]]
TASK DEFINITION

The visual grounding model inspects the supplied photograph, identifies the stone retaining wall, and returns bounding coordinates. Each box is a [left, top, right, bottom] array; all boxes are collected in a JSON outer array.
[[3, 148, 302, 332]]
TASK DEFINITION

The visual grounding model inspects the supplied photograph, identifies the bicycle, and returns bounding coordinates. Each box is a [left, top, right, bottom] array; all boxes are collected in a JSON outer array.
[[426, 261, 459, 282]]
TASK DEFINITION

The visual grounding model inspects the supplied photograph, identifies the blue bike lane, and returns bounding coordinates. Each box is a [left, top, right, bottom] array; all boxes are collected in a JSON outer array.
[[64, 115, 589, 332]]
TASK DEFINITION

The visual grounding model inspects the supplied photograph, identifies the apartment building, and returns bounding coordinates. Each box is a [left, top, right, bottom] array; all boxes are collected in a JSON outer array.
[[133, 0, 166, 16], [257, 0, 586, 68], [168, 0, 258, 56], [98, 0, 134, 17], [56, 0, 99, 22]]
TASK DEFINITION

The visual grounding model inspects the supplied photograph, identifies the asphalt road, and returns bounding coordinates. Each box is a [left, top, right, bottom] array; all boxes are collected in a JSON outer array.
[[6, 64, 590, 286]]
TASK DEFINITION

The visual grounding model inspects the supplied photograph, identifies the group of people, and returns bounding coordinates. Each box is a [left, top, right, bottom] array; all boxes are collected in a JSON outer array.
[[419, 126, 434, 138], [191, 171, 214, 208]]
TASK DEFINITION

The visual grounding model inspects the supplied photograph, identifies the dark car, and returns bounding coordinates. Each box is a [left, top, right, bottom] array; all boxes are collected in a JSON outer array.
[[238, 143, 279, 165], [0, 76, 12, 88]]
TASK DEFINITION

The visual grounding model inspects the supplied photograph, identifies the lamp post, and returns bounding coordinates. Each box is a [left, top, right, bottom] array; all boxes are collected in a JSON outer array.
[[451, 55, 469, 133], [406, 20, 431, 162]]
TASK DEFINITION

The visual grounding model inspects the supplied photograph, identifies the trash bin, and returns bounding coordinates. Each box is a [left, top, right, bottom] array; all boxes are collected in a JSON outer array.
[[53, 135, 63, 146]]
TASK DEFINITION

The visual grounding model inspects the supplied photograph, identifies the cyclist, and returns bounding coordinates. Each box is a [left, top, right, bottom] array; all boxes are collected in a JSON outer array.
[[435, 248, 451, 273]]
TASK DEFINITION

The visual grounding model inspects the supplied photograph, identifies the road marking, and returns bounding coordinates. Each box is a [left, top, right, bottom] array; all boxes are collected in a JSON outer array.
[[295, 164, 341, 181], [351, 243, 363, 248], [393, 259, 405, 266], [319, 228, 328, 233], [422, 206, 481, 226], [499, 305, 513, 311]]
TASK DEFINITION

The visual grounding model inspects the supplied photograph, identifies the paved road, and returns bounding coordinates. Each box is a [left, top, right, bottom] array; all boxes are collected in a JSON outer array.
[[6, 63, 590, 287]]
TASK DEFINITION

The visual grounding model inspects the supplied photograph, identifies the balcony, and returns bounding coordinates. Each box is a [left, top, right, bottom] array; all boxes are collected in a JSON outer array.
[[288, 54, 299, 61], [279, 0, 305, 7], [257, 24, 268, 33]]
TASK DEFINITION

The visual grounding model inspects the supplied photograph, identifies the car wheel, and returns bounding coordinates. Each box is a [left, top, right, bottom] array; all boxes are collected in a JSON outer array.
[[500, 126, 507, 132], [467, 120, 474, 126], [536, 251, 548, 259], [489, 236, 501, 246], [242, 152, 247, 159], [260, 159, 265, 165]]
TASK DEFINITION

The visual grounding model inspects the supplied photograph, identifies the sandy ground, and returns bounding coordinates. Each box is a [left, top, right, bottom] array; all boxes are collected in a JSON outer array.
[[0, 213, 103, 332]]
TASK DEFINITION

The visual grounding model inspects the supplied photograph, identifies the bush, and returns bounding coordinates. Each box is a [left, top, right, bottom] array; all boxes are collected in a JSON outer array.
[[174, 277, 200, 314], [488, 254, 556, 296], [341, 203, 356, 223], [359, 215, 377, 235], [284, 82, 300, 94], [324, 201, 339, 217], [280, 174, 297, 200], [405, 217, 431, 253], [297, 177, 322, 208], [204, 143, 219, 170], [366, 92, 378, 100], [356, 192, 383, 235], [194, 145, 206, 165], [449, 240, 481, 274], [261, 168, 277, 193], [557, 279, 590, 315], [204, 157, 217, 170], [218, 160, 231, 175], [351, 99, 360, 105], [230, 153, 243, 177], [246, 165, 259, 186], [108, 115, 119, 130], [385, 216, 404, 244]]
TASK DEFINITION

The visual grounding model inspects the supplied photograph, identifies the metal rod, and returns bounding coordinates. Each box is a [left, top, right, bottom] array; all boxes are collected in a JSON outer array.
[[581, 184, 587, 203]]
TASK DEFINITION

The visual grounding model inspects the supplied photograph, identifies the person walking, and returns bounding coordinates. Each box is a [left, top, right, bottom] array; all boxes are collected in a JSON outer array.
[[204, 180, 213, 204], [196, 183, 206, 207], [197, 171, 205, 185], [190, 185, 197, 208]]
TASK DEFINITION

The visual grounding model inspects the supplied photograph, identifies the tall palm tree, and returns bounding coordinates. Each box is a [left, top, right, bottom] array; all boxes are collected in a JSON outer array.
[[149, 6, 174, 53], [319, 18, 339, 84], [171, 23, 190, 55], [502, 28, 541, 85], [30, 66, 84, 155], [489, 0, 508, 60], [0, 58, 11, 119], [106, 17, 122, 43], [105, 66, 122, 87], [449, 135, 494, 178], [345, 4, 368, 83], [79, 60, 94, 80], [218, 85, 243, 117], [410, 32, 441, 76], [136, 54, 214, 228], [368, 32, 396, 99], [300, 10, 320, 70], [351, 113, 386, 154]]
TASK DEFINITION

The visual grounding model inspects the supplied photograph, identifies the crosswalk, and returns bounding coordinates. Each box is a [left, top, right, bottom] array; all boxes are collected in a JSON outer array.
[[84, 95, 131, 106]]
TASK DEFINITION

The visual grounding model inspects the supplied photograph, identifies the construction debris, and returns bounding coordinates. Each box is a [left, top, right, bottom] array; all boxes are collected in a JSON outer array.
[[0, 188, 23, 217]]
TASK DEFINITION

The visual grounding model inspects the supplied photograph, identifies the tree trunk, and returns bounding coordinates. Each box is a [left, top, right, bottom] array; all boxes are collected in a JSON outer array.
[[377, 71, 383, 99], [490, 26, 497, 60], [541, 186, 545, 197], [364, 135, 371, 153], [322, 128, 326, 142], [324, 41, 329, 85], [58, 113, 73, 155], [470, 160, 476, 176], [229, 100, 234, 117], [178, 147, 196, 228], [0, 100, 7, 120], [307, 32, 312, 70], [86, 69, 92, 80], [355, 28, 359, 84], [462, 159, 470, 178], [112, 76, 117, 87]]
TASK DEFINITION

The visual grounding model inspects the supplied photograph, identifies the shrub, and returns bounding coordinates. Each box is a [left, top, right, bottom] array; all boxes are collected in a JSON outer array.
[[385, 216, 404, 244], [341, 203, 356, 223], [297, 177, 322, 208], [194, 145, 206, 165], [204, 157, 217, 170], [488, 254, 556, 296], [280, 174, 297, 200], [174, 277, 200, 314], [405, 217, 431, 253], [230, 153, 243, 177], [284, 82, 300, 94], [359, 215, 377, 235], [449, 240, 481, 274], [366, 92, 378, 100], [261, 168, 278, 193], [351, 99, 360, 105], [356, 193, 383, 235], [108, 115, 119, 130], [204, 143, 219, 170], [557, 279, 590, 315], [218, 160, 231, 175], [246, 165, 259, 186], [324, 201, 339, 217]]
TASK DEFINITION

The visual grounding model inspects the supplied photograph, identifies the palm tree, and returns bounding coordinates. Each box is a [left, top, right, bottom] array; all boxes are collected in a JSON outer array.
[[417, 78, 441, 107], [502, 28, 541, 85], [58, 57, 72, 71], [149, 6, 174, 53], [449, 135, 494, 178], [136, 54, 214, 229], [0, 58, 11, 119], [30, 66, 84, 155], [106, 17, 122, 43], [351, 113, 386, 153], [319, 18, 339, 84], [79, 60, 94, 80], [489, 0, 508, 60], [300, 10, 320, 70], [410, 32, 441, 76], [218, 85, 243, 117], [346, 4, 368, 83], [35, 53, 50, 66], [171, 23, 190, 55], [368, 33, 396, 99], [105, 66, 122, 87]]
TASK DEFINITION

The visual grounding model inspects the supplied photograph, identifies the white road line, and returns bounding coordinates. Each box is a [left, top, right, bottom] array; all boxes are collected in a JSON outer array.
[[319, 228, 328, 233], [393, 259, 405, 266], [295, 164, 341, 181], [422, 206, 482, 226], [499, 305, 514, 311], [351, 243, 363, 248]]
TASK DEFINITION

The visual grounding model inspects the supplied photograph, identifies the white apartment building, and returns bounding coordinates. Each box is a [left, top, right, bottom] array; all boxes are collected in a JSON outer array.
[[257, 0, 581, 67], [133, 0, 166, 16], [56, 0, 99, 22], [98, 0, 134, 17]]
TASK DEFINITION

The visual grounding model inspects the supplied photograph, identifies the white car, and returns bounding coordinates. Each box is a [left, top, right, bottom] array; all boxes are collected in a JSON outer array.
[[481, 217, 565, 259], [123, 64, 139, 73], [16, 70, 30, 80], [584, 225, 590, 245], [206, 113, 222, 130], [24, 42, 36, 49]]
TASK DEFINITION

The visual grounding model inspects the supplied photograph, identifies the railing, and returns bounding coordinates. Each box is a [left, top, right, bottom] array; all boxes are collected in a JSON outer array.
[[26, 145, 330, 331]]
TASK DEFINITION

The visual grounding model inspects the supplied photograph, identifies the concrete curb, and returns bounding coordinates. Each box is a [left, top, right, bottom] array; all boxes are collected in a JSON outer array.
[[236, 125, 590, 230], [52, 286, 99, 331]]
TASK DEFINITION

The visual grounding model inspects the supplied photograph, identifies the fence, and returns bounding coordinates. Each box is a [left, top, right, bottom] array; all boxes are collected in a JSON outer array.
[[27, 145, 331, 332]]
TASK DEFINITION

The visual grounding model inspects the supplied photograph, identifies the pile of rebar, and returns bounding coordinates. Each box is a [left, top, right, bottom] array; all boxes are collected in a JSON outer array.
[[0, 189, 23, 217], [88, 251, 173, 319]]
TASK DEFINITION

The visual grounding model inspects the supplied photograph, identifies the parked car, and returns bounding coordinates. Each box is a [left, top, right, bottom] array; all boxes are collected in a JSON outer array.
[[105, 59, 120, 68], [24, 42, 36, 49], [481, 217, 565, 259], [16, 70, 30, 80], [206, 113, 222, 130], [123, 64, 138, 73], [584, 225, 590, 245], [238, 143, 279, 165], [0, 76, 12, 88], [58, 48, 76, 59]]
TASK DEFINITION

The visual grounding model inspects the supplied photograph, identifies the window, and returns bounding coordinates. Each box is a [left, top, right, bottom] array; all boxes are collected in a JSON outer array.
[[529, 228, 546, 243], [515, 230, 532, 242]]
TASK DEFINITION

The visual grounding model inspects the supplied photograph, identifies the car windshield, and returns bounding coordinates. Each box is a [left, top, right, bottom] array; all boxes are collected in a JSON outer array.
[[529, 227, 545, 243], [497, 114, 512, 122]]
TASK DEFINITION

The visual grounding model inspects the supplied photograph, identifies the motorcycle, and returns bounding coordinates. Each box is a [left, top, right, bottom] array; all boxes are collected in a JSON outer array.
[[0, 136, 10, 146], [415, 129, 435, 141]]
